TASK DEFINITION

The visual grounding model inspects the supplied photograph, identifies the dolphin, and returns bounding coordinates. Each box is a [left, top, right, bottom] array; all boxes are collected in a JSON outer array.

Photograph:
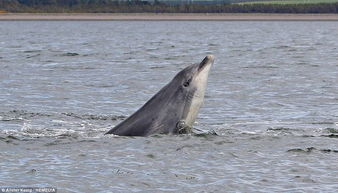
[[105, 55, 214, 136]]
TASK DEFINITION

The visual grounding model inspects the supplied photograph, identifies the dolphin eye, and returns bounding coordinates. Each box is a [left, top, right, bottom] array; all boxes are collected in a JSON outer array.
[[183, 79, 191, 87]]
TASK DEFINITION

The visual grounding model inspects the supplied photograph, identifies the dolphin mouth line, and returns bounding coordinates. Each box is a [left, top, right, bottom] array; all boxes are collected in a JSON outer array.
[[198, 55, 214, 72]]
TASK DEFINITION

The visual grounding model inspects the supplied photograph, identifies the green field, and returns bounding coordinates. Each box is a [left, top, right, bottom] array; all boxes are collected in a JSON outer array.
[[237, 0, 338, 4]]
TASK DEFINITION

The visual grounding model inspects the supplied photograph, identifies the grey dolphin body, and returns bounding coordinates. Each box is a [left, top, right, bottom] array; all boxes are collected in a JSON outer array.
[[105, 55, 214, 136]]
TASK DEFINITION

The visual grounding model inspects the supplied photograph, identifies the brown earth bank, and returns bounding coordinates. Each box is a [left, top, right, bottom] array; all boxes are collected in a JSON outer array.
[[0, 13, 338, 21]]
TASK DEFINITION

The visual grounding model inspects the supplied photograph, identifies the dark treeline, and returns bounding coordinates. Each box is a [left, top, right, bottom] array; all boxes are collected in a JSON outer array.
[[1, 0, 338, 13]]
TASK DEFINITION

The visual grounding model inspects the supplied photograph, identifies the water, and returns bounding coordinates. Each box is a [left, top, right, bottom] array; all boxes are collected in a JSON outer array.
[[0, 21, 338, 192]]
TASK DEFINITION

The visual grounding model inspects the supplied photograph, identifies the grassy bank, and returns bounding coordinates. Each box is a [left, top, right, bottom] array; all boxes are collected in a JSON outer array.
[[238, 0, 338, 4], [1, 13, 338, 21], [1, 0, 338, 13]]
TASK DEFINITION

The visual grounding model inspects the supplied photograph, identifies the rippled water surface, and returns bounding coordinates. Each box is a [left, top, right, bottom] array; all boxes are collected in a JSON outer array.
[[1, 21, 338, 192]]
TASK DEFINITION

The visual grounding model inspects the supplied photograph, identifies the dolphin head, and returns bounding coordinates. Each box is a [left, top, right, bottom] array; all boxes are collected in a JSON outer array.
[[170, 55, 215, 129]]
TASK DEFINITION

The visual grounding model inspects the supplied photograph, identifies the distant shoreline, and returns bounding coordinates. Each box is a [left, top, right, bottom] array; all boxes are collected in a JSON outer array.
[[1, 13, 338, 21]]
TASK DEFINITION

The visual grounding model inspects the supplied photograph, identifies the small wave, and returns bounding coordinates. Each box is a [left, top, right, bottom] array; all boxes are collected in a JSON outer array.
[[267, 127, 295, 131], [287, 147, 338, 154], [0, 110, 126, 122], [23, 50, 41, 53], [267, 126, 338, 138], [325, 128, 338, 134], [0, 135, 21, 145], [0, 110, 126, 139], [321, 134, 338, 138], [150, 66, 165, 69], [61, 52, 79, 56], [192, 129, 218, 138], [26, 54, 41, 58], [243, 65, 279, 69], [84, 83, 115, 88], [61, 112, 126, 121], [1, 123, 93, 140], [208, 43, 218, 47], [277, 45, 291, 49], [266, 127, 302, 136], [0, 110, 51, 121], [287, 147, 316, 153], [311, 121, 336, 125], [18, 121, 80, 138], [215, 121, 338, 138]]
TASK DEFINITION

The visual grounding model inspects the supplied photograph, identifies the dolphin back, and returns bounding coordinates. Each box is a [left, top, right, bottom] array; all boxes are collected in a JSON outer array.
[[105, 82, 186, 136]]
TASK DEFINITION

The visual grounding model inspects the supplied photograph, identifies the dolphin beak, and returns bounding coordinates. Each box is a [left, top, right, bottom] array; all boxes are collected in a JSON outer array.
[[198, 55, 214, 72]]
